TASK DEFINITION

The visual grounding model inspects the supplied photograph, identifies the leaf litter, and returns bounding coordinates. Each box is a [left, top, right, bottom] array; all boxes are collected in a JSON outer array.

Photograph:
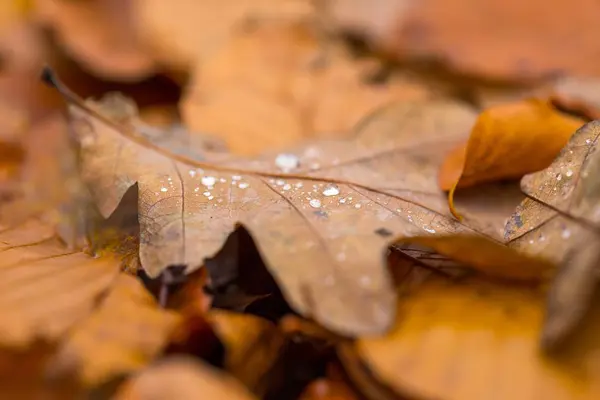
[[41, 67, 556, 339]]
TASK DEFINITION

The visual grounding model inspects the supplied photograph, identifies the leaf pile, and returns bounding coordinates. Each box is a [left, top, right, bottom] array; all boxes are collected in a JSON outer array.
[[2, 1, 600, 399]]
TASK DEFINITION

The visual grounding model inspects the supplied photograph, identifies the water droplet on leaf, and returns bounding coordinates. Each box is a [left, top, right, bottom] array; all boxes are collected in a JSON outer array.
[[322, 184, 340, 196]]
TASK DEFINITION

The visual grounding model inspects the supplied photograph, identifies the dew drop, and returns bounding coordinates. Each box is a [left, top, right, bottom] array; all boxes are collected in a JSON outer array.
[[566, 169, 574, 177], [408, 216, 414, 222], [167, 177, 172, 181], [219, 178, 227, 183], [309, 162, 320, 170], [539, 233, 546, 242], [339, 198, 346, 204], [283, 184, 291, 191], [208, 196, 214, 200], [203, 191, 211, 197], [276, 179, 285, 186], [160, 187, 168, 192], [423, 226, 436, 233], [188, 170, 196, 177], [295, 182, 303, 189], [201, 176, 216, 186], [194, 187, 199, 192], [238, 182, 250, 189], [322, 184, 340, 197], [529, 239, 534, 244], [556, 173, 562, 181], [561, 228, 571, 239], [275, 153, 300, 171], [309, 199, 321, 208], [354, 203, 362, 209], [586, 139, 592, 145], [232, 175, 242, 181]]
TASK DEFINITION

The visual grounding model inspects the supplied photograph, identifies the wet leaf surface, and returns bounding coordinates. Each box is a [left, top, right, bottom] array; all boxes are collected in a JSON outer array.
[[46, 69, 553, 336]]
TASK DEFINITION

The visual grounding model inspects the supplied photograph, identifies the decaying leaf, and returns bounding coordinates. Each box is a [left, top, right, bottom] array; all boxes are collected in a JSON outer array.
[[439, 99, 584, 219], [45, 67, 559, 336], [114, 356, 258, 400], [506, 120, 600, 349], [182, 20, 430, 155], [350, 274, 600, 400]]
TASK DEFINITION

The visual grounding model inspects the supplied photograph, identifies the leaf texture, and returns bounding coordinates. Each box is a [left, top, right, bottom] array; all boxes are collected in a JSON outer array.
[[50, 70, 552, 336]]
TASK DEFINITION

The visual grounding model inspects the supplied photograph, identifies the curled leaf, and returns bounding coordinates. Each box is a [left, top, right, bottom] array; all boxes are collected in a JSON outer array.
[[439, 98, 584, 219]]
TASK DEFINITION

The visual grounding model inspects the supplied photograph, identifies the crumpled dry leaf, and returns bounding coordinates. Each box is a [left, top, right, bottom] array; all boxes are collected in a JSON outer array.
[[206, 310, 285, 396], [34, 0, 157, 81], [46, 68, 556, 336], [331, 0, 600, 81], [133, 0, 314, 69], [505, 120, 600, 349], [114, 356, 258, 400], [350, 274, 600, 400], [183, 20, 430, 155], [439, 98, 584, 219]]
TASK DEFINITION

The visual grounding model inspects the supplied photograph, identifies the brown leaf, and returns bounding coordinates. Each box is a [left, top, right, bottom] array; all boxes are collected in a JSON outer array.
[[48, 69, 552, 336], [133, 0, 314, 69], [207, 310, 285, 396], [182, 20, 430, 155], [34, 0, 157, 81], [439, 99, 584, 219], [51, 274, 180, 386], [351, 274, 600, 400], [114, 356, 258, 400], [505, 121, 600, 349], [0, 217, 180, 388], [331, 0, 600, 81], [0, 218, 120, 348]]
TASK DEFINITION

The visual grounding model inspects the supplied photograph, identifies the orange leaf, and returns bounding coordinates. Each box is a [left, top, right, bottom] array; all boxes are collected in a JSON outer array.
[[439, 98, 584, 219]]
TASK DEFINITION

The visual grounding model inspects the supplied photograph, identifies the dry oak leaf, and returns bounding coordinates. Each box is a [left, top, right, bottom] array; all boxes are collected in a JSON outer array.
[[133, 0, 314, 70], [505, 121, 600, 349], [114, 356, 258, 400], [350, 274, 600, 400], [439, 98, 584, 219], [50, 70, 553, 335], [0, 218, 180, 387], [182, 20, 430, 155], [34, 0, 158, 81], [330, 0, 600, 81]]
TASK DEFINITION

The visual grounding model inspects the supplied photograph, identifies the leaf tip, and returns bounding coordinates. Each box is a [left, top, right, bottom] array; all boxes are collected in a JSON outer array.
[[447, 185, 463, 221]]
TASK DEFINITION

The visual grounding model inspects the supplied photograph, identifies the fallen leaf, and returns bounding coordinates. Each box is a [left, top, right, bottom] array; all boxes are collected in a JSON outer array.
[[505, 120, 600, 349], [331, 0, 600, 81], [183, 20, 430, 155], [51, 274, 180, 386], [206, 310, 285, 396], [134, 0, 314, 69], [439, 98, 584, 219], [34, 0, 158, 81], [0, 216, 181, 388], [114, 356, 258, 400], [397, 234, 554, 281], [0, 218, 120, 348], [47, 68, 551, 336], [351, 274, 600, 400]]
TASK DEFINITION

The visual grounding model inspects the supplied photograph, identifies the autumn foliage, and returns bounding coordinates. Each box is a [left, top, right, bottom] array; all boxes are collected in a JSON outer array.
[[2, 1, 600, 399]]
